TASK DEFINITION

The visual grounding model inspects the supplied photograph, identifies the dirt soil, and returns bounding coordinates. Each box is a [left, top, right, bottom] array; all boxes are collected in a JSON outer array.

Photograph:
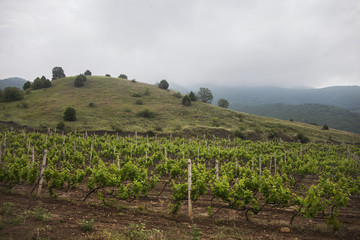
[[1, 178, 360, 240]]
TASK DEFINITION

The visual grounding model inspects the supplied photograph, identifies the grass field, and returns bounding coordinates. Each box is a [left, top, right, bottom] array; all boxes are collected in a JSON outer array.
[[1, 75, 359, 143]]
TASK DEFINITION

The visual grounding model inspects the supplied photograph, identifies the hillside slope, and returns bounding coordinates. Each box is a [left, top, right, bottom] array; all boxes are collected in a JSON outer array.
[[236, 103, 360, 134], [0, 76, 359, 143]]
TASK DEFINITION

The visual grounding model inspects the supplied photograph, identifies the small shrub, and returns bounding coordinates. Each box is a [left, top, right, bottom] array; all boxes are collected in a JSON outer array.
[[3, 87, 23, 102], [105, 74, 111, 77], [56, 121, 65, 131], [84, 69, 92, 76], [233, 129, 245, 139], [322, 124, 329, 130], [295, 133, 310, 144], [80, 218, 94, 231], [124, 108, 132, 113], [172, 92, 182, 98], [118, 74, 128, 79], [64, 107, 76, 121], [74, 74, 86, 87], [1, 202, 15, 215], [135, 100, 143, 105], [26, 206, 51, 221], [182, 95, 191, 106], [158, 79, 169, 90], [131, 79, 136, 83], [189, 91, 197, 101], [137, 109, 154, 118], [131, 93, 141, 98], [25, 89, 31, 94], [88, 102, 95, 107], [290, 118, 294, 122]]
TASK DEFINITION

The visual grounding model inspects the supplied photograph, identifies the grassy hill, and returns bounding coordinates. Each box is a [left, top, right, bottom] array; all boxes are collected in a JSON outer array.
[[235, 103, 360, 134], [0, 76, 359, 143]]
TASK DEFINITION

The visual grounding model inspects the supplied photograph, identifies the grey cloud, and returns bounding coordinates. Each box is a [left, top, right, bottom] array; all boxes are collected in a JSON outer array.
[[0, 0, 359, 88]]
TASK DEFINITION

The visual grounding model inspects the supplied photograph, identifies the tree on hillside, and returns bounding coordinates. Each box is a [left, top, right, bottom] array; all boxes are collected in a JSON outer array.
[[159, 79, 169, 90], [52, 67, 66, 80], [198, 87, 213, 103], [189, 91, 197, 101], [182, 95, 191, 106], [31, 76, 51, 90], [74, 74, 87, 87], [64, 107, 76, 121], [84, 70, 92, 76], [218, 98, 229, 108], [23, 81, 31, 90], [118, 74, 128, 79], [3, 87, 23, 102], [105, 74, 111, 77]]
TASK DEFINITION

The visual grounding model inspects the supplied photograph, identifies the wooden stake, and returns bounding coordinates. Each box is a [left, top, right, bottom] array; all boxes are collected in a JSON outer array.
[[188, 159, 192, 218], [216, 159, 219, 181], [117, 153, 120, 170], [259, 155, 262, 177], [37, 150, 48, 197]]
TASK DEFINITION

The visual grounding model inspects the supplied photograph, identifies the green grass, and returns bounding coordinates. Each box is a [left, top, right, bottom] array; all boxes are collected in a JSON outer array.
[[0, 76, 360, 143]]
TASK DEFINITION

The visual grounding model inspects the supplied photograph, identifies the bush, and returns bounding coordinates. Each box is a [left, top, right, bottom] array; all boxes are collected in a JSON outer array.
[[3, 87, 23, 102], [295, 133, 310, 144], [118, 74, 128, 79], [74, 74, 87, 87], [322, 124, 329, 130], [88, 102, 95, 107], [84, 70, 92, 76], [189, 91, 197, 101], [172, 92, 182, 98], [52, 67, 66, 80], [131, 93, 141, 98], [80, 219, 94, 231], [105, 74, 111, 77], [32, 76, 51, 90], [158, 79, 169, 90], [137, 109, 154, 118], [135, 100, 143, 105], [131, 79, 136, 83], [198, 87, 213, 103], [233, 130, 245, 139], [218, 98, 229, 108], [64, 107, 76, 121], [56, 121, 65, 131], [182, 95, 191, 106], [23, 81, 31, 90]]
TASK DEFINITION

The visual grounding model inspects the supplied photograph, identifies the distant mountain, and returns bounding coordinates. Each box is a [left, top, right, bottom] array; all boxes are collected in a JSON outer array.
[[204, 85, 360, 113], [235, 103, 360, 134], [0, 77, 27, 90]]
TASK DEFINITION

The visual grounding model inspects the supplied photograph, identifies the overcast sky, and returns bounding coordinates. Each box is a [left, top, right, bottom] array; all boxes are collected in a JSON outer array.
[[0, 0, 359, 88]]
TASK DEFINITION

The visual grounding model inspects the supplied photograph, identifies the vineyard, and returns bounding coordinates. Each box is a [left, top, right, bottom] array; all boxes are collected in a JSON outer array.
[[1, 130, 360, 239]]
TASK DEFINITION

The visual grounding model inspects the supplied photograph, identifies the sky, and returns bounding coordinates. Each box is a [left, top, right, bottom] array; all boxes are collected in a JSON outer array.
[[0, 0, 359, 88]]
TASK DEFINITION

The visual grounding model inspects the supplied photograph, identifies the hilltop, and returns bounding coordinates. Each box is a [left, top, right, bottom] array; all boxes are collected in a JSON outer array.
[[0, 76, 359, 143]]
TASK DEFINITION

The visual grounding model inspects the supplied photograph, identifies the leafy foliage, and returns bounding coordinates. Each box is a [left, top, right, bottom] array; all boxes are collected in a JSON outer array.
[[3, 87, 23, 102], [31, 76, 51, 90], [74, 74, 87, 88], [182, 95, 191, 106], [118, 74, 128, 79], [23, 81, 31, 90], [64, 107, 76, 121], [84, 70, 92, 76], [159, 80, 169, 90], [137, 109, 154, 118], [52, 67, 66, 80], [197, 88, 213, 103], [189, 91, 197, 101], [218, 98, 229, 108]]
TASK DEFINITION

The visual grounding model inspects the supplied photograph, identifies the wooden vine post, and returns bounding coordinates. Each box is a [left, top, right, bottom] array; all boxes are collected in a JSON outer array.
[[32, 146, 35, 165], [188, 159, 192, 218], [117, 153, 120, 170], [37, 150, 48, 197], [259, 155, 262, 177], [274, 152, 277, 174], [215, 159, 219, 181]]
